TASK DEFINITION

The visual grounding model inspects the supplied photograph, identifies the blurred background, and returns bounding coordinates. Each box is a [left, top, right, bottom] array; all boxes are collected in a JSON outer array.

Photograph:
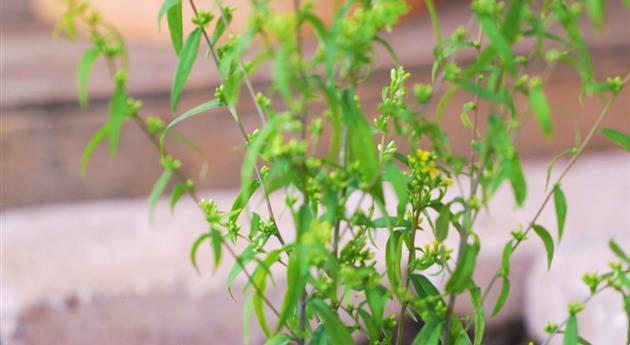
[[1, 0, 629, 344]]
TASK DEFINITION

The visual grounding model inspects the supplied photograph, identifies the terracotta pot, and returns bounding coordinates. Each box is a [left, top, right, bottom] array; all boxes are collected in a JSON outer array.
[[33, 0, 426, 45]]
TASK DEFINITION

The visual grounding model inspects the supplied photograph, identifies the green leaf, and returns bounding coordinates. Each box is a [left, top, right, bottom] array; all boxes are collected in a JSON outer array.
[[77, 46, 101, 108], [171, 28, 202, 113], [446, 240, 479, 294], [585, 0, 605, 29], [161, 99, 225, 152], [529, 79, 553, 139], [148, 168, 173, 222], [210, 227, 223, 269], [553, 184, 568, 241], [477, 14, 514, 71], [458, 80, 505, 103], [230, 180, 261, 224], [501, 0, 525, 43], [227, 244, 259, 297], [81, 123, 109, 177], [491, 276, 510, 317], [365, 285, 387, 327], [263, 334, 291, 345], [383, 164, 408, 220], [190, 232, 209, 274], [241, 115, 287, 196], [108, 82, 127, 155], [158, 0, 180, 26], [341, 89, 383, 202], [169, 181, 190, 212], [435, 204, 451, 241], [166, 1, 183, 56], [469, 286, 485, 345], [601, 128, 630, 152], [623, 294, 630, 345], [410, 274, 440, 300], [564, 314, 578, 345], [310, 299, 355, 345], [501, 241, 513, 276], [243, 295, 253, 345], [509, 154, 527, 207], [424, 0, 441, 43], [275, 243, 308, 333], [436, 85, 458, 122], [411, 318, 443, 345], [252, 250, 282, 337], [609, 239, 630, 265], [311, 324, 329, 345], [533, 224, 555, 270], [386, 231, 404, 296], [210, 8, 232, 45]]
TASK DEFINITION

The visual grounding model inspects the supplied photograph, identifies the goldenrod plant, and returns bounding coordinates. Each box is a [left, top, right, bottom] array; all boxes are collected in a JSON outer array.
[[57, 0, 630, 344]]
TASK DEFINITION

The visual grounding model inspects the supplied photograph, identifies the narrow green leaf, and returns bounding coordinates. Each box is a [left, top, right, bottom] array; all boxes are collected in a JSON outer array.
[[509, 154, 527, 207], [169, 181, 190, 212], [609, 239, 630, 265], [166, 1, 184, 56], [77, 46, 101, 108], [241, 115, 287, 196], [477, 15, 514, 71], [226, 244, 258, 297], [210, 8, 232, 45], [469, 286, 485, 345], [310, 299, 355, 345], [585, 0, 605, 29], [161, 99, 225, 152], [383, 164, 408, 220], [501, 241, 513, 276], [533, 224, 555, 270], [410, 274, 440, 299], [243, 295, 253, 345], [365, 285, 386, 327], [171, 28, 202, 113], [263, 334, 291, 345], [275, 243, 308, 333], [436, 85, 458, 122], [564, 314, 578, 345], [501, 0, 525, 42], [446, 240, 479, 294], [601, 128, 630, 152], [386, 231, 404, 296], [81, 123, 109, 177], [158, 0, 180, 26], [311, 324, 329, 345], [623, 294, 630, 345], [190, 232, 209, 274], [491, 276, 510, 317], [148, 168, 173, 222], [210, 227, 222, 269], [374, 35, 401, 66], [458, 80, 505, 103], [108, 82, 127, 155], [424, 0, 441, 43], [341, 89, 383, 202], [252, 250, 282, 337], [553, 184, 568, 241], [435, 204, 451, 241], [529, 78, 553, 139], [411, 318, 443, 345]]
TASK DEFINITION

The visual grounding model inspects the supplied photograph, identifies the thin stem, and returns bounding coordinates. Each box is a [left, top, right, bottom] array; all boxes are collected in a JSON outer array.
[[480, 73, 630, 307], [188, 0, 286, 246]]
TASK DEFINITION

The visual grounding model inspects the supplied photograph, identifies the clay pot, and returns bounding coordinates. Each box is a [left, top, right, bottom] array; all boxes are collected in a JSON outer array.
[[33, 0, 426, 45]]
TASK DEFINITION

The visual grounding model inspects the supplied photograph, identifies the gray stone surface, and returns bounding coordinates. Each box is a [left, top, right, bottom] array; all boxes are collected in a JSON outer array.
[[2, 152, 628, 343]]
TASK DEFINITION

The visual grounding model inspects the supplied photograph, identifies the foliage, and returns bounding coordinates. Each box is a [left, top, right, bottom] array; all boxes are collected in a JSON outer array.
[[58, 0, 630, 344]]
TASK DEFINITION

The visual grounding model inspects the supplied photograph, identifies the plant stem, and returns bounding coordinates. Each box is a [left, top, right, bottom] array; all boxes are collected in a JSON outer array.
[[188, 0, 286, 246]]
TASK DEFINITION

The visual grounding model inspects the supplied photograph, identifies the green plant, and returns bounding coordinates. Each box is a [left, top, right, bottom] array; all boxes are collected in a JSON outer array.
[[58, 0, 630, 344]]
